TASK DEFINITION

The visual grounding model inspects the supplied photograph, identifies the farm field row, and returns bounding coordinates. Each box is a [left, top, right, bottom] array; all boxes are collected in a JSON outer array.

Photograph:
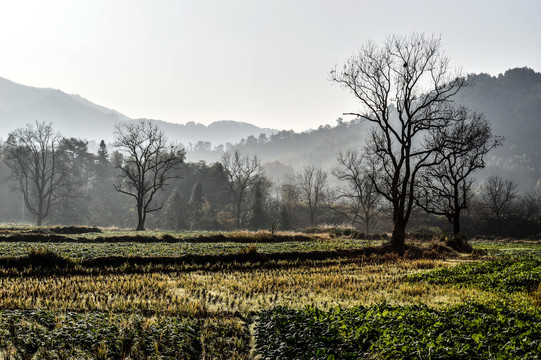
[[0, 259, 511, 315], [0, 238, 380, 259], [0, 227, 540, 358]]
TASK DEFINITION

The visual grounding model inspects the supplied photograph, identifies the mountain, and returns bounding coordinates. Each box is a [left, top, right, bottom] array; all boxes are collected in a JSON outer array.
[[453, 67, 541, 189], [142, 119, 277, 148], [0, 77, 128, 142], [2, 68, 540, 191], [0, 76, 277, 146], [189, 67, 541, 191]]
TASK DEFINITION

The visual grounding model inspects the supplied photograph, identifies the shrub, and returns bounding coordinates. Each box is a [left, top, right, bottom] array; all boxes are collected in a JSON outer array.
[[443, 234, 473, 253], [25, 247, 74, 268]]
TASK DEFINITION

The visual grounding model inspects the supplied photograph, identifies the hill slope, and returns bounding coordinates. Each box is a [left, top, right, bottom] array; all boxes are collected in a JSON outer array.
[[0, 77, 276, 146], [191, 67, 541, 190]]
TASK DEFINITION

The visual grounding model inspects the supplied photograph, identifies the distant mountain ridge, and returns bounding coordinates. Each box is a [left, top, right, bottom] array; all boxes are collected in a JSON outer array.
[[1, 68, 540, 191], [0, 76, 277, 146], [188, 67, 541, 191]]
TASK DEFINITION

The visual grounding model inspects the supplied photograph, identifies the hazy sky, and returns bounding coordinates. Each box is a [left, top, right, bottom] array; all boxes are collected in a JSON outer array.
[[1, 0, 539, 131]]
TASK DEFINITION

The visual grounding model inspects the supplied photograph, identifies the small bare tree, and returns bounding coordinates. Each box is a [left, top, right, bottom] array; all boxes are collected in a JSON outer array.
[[3, 121, 67, 225], [332, 150, 382, 233], [297, 165, 328, 227], [522, 186, 541, 222], [331, 33, 465, 253], [416, 108, 503, 235], [114, 120, 185, 231], [480, 175, 518, 231], [279, 182, 300, 230], [220, 150, 263, 229]]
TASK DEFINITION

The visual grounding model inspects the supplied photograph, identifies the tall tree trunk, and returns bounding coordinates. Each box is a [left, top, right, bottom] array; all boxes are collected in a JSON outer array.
[[364, 210, 371, 234], [136, 218, 145, 231], [391, 220, 406, 255], [452, 213, 460, 235], [37, 197, 44, 226], [136, 203, 145, 231], [235, 200, 242, 229]]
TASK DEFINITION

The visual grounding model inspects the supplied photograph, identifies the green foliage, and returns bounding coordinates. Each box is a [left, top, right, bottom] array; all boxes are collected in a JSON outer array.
[[255, 303, 541, 359], [0, 310, 200, 359], [200, 317, 251, 359], [471, 240, 541, 258], [0, 238, 373, 259], [407, 258, 541, 293]]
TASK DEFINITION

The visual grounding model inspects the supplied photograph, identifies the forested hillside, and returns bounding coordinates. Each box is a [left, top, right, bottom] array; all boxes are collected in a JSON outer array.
[[454, 68, 541, 189], [0, 68, 540, 236], [189, 67, 541, 190]]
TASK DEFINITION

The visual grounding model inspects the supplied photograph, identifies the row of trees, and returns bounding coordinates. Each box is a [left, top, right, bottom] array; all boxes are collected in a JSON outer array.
[[1, 119, 538, 239], [1, 34, 539, 251], [329, 33, 508, 253]]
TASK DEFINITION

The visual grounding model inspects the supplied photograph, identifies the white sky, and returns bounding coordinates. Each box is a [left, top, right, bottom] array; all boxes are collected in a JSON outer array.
[[0, 0, 539, 131]]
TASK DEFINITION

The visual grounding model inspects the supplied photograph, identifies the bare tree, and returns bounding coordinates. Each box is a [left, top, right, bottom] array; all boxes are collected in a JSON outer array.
[[220, 150, 263, 229], [297, 165, 328, 227], [416, 108, 503, 235], [331, 33, 465, 253], [332, 150, 382, 233], [114, 120, 185, 231], [279, 182, 300, 230], [480, 176, 518, 233], [521, 186, 541, 222], [3, 121, 67, 225]]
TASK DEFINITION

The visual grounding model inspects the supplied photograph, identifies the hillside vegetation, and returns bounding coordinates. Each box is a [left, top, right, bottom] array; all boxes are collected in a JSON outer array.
[[188, 67, 541, 190]]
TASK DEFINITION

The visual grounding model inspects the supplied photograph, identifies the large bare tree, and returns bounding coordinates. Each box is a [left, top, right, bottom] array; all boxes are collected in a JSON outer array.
[[416, 108, 503, 235], [297, 165, 328, 227], [331, 34, 465, 253], [332, 150, 382, 233], [114, 120, 185, 231], [3, 121, 67, 225], [220, 150, 263, 229]]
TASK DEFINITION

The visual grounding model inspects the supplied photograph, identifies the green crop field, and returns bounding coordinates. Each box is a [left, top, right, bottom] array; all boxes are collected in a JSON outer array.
[[0, 226, 540, 359]]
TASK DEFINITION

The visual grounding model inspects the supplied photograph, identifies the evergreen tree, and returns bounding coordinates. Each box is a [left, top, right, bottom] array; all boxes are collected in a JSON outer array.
[[96, 140, 109, 178], [160, 187, 188, 230], [97, 140, 109, 164], [188, 181, 212, 230]]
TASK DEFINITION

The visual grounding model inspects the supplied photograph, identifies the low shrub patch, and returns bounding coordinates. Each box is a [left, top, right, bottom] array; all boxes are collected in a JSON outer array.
[[255, 303, 541, 359], [0, 310, 200, 359], [407, 258, 541, 293]]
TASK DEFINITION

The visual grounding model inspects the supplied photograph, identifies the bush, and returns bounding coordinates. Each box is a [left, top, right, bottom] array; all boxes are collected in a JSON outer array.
[[25, 247, 75, 268], [443, 234, 473, 253]]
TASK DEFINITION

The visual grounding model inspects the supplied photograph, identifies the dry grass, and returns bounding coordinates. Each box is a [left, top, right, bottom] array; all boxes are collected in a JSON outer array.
[[0, 273, 204, 314], [2, 257, 533, 317]]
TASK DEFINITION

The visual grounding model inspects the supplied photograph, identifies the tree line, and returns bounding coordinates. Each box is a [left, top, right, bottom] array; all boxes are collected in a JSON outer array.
[[1, 34, 540, 251], [0, 118, 539, 240]]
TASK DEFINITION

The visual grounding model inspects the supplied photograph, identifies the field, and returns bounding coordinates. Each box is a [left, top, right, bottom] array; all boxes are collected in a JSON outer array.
[[0, 226, 540, 359]]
